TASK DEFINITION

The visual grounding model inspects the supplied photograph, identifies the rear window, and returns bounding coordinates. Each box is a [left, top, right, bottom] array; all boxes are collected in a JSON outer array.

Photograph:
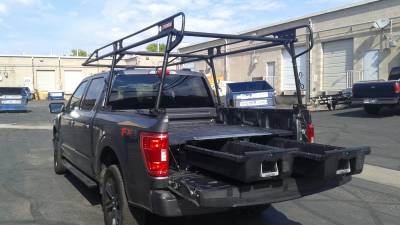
[[227, 81, 273, 93], [109, 74, 214, 110], [0, 87, 23, 95], [389, 67, 400, 80]]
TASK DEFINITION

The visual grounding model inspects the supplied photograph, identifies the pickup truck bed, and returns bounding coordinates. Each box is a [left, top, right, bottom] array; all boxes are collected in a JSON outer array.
[[164, 132, 369, 212], [169, 122, 292, 145], [167, 169, 350, 209]]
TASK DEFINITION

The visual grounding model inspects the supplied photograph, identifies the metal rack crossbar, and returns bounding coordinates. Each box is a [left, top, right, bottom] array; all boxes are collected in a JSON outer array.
[[82, 12, 314, 114]]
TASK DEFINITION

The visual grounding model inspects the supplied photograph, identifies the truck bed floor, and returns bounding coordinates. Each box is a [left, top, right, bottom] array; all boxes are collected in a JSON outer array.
[[168, 121, 293, 145]]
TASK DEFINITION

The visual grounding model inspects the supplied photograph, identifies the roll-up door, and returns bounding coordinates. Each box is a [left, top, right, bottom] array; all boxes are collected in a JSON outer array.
[[323, 39, 353, 91], [36, 70, 56, 91]]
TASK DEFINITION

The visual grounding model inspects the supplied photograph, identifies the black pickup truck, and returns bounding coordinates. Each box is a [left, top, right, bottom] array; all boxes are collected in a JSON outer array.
[[353, 67, 400, 115], [49, 13, 370, 225]]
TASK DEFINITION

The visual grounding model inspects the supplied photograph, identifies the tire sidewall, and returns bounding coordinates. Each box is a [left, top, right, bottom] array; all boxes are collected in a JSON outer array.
[[53, 131, 66, 174], [101, 165, 145, 225]]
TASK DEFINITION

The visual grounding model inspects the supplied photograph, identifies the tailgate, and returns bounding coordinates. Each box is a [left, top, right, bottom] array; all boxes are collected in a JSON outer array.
[[168, 137, 370, 208], [353, 81, 396, 98]]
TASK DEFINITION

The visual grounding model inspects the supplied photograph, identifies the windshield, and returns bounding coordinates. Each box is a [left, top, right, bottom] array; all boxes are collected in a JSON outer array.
[[109, 74, 214, 110], [0, 87, 23, 95]]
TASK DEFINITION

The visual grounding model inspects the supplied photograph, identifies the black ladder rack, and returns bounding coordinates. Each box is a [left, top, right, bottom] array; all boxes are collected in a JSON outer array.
[[82, 12, 314, 140]]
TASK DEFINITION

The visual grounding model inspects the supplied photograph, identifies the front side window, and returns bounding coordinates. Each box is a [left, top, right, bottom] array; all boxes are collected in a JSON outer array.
[[68, 81, 88, 111], [81, 78, 105, 111], [109, 74, 214, 110]]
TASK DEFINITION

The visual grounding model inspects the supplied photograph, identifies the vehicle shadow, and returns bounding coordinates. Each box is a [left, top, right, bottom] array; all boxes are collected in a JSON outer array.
[[148, 206, 302, 225], [64, 173, 101, 205], [333, 107, 400, 118]]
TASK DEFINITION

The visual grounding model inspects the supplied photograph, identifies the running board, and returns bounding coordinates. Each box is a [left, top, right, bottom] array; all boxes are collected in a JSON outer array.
[[63, 160, 97, 189]]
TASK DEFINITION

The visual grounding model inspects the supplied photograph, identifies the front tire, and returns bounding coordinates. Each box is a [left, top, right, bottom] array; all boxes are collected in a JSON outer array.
[[53, 132, 66, 174], [101, 165, 146, 225], [364, 105, 381, 115]]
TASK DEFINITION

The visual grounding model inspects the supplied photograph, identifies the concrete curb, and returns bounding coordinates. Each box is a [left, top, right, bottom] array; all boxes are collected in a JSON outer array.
[[355, 164, 400, 189]]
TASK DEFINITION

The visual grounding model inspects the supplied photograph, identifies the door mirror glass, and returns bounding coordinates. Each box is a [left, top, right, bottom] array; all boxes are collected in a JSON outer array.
[[49, 103, 65, 114]]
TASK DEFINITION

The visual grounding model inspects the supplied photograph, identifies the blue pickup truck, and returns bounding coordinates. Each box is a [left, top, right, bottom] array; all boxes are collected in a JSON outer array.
[[352, 67, 400, 115], [0, 87, 30, 112]]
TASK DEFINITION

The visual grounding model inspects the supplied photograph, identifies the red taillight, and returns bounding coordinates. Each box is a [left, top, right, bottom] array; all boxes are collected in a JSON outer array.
[[140, 132, 169, 177], [156, 69, 170, 76], [306, 123, 315, 143], [394, 82, 400, 94]]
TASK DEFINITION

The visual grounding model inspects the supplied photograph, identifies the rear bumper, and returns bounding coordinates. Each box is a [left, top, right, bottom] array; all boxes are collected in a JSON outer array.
[[144, 175, 351, 217], [0, 104, 28, 111], [352, 97, 399, 105]]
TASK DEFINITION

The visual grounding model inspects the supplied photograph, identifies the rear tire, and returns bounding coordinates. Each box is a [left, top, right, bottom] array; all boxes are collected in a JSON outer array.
[[101, 165, 146, 225], [53, 132, 66, 174], [364, 105, 381, 115]]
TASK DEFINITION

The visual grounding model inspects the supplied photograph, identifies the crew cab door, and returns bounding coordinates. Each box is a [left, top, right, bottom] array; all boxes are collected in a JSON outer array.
[[73, 77, 105, 175], [60, 80, 88, 166]]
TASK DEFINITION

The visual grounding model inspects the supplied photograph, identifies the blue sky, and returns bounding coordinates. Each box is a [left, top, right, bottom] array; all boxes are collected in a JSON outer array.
[[0, 0, 362, 55]]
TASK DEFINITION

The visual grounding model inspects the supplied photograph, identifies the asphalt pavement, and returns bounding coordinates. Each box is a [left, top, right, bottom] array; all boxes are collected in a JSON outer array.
[[0, 101, 399, 225], [312, 106, 400, 171]]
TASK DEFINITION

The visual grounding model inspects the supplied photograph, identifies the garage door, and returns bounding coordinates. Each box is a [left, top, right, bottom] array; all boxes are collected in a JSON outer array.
[[281, 46, 307, 91], [64, 70, 85, 94], [36, 70, 56, 91], [323, 39, 353, 91]]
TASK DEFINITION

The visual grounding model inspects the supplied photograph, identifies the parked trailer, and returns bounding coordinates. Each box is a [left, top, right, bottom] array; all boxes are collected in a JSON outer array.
[[310, 89, 352, 110]]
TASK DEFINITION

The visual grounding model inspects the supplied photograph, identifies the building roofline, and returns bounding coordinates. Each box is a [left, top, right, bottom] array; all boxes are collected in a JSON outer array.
[[179, 0, 380, 51], [0, 54, 89, 59]]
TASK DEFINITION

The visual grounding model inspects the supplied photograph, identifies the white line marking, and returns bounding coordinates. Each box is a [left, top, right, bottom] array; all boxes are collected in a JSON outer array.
[[0, 124, 52, 130]]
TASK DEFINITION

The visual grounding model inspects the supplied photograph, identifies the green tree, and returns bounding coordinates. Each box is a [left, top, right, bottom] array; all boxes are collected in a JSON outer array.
[[70, 49, 88, 57], [146, 43, 166, 52]]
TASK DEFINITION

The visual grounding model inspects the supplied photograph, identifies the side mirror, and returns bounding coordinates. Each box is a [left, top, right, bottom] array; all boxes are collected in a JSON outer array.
[[49, 102, 65, 114]]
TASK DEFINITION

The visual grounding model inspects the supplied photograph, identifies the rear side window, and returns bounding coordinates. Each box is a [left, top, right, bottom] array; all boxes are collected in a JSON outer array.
[[0, 88, 23, 95], [109, 74, 214, 110], [81, 78, 104, 111], [69, 81, 88, 110]]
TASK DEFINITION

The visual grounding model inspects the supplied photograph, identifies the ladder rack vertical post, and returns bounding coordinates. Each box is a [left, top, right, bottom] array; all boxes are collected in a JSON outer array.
[[104, 43, 118, 108], [286, 42, 303, 107], [155, 33, 173, 111]]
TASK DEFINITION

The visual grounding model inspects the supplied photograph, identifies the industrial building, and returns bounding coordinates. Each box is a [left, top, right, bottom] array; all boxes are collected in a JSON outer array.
[[0, 55, 164, 99], [179, 0, 400, 102]]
